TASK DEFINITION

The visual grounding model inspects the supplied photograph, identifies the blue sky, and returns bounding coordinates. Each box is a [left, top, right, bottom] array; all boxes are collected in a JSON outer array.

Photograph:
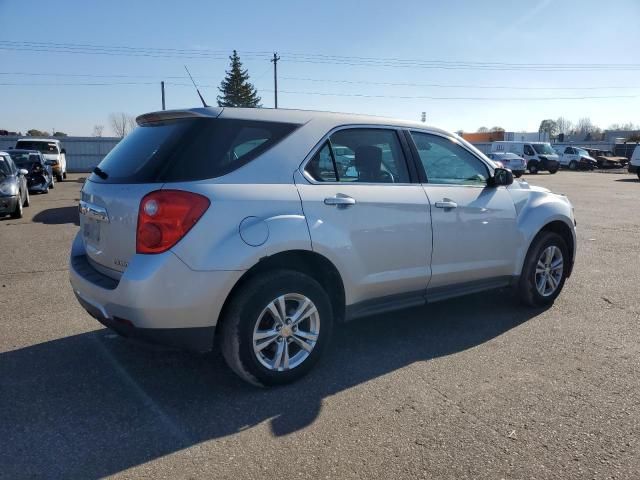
[[1, 0, 639, 136]]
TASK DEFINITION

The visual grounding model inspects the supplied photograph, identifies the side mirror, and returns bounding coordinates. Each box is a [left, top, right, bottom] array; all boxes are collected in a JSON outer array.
[[60, 149, 66, 155], [19, 169, 29, 176], [488, 167, 513, 187]]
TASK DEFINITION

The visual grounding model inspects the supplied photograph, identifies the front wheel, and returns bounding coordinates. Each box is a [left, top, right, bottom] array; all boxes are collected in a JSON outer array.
[[548, 167, 559, 174], [11, 192, 23, 219], [514, 172, 523, 178], [56, 174, 63, 182], [568, 160, 578, 170], [220, 270, 334, 387], [528, 162, 539, 174], [50, 176, 55, 189], [63, 171, 67, 179], [518, 231, 569, 307]]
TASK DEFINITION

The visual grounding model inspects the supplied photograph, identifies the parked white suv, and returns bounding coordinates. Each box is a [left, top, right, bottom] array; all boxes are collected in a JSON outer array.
[[70, 108, 576, 386], [629, 145, 640, 179]]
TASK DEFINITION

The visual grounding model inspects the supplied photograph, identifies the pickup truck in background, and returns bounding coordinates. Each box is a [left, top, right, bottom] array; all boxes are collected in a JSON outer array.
[[553, 146, 597, 171]]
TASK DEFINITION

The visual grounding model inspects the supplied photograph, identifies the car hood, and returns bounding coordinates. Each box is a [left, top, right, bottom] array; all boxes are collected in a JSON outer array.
[[539, 154, 559, 161]]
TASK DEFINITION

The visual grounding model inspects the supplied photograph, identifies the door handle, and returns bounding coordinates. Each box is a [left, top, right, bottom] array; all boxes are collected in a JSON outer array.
[[324, 195, 356, 207], [435, 200, 458, 209]]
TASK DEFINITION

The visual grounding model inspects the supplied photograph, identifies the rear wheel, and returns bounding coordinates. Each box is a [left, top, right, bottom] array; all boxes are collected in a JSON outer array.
[[548, 167, 559, 174], [63, 171, 67, 179], [56, 174, 63, 182], [220, 270, 333, 387], [518, 231, 568, 307]]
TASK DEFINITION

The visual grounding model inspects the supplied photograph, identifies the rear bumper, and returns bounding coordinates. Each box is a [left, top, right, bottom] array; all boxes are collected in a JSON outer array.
[[0, 195, 18, 214], [69, 232, 244, 352]]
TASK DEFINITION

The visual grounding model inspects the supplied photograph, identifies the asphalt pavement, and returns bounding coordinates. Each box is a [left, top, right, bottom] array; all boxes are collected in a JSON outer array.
[[1, 171, 639, 479]]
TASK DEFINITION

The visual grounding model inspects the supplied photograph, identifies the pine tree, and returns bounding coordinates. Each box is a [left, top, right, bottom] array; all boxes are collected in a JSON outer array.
[[217, 50, 262, 108]]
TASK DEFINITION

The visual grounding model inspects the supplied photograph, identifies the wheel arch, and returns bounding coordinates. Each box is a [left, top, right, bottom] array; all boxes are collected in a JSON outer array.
[[524, 219, 575, 278], [216, 249, 347, 336]]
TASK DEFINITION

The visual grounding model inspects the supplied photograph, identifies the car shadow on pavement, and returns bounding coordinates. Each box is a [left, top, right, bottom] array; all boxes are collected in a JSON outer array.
[[0, 291, 546, 479], [615, 178, 639, 183], [32, 206, 80, 225]]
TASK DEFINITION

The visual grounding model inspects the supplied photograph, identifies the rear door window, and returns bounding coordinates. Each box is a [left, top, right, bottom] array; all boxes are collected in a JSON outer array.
[[305, 128, 410, 183], [90, 118, 299, 183]]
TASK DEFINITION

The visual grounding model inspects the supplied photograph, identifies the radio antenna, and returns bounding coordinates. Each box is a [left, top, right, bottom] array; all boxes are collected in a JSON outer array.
[[184, 65, 209, 107]]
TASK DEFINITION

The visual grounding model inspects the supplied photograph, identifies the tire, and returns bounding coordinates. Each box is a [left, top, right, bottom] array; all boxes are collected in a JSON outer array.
[[514, 172, 523, 178], [42, 183, 49, 194], [56, 174, 63, 182], [220, 269, 334, 387], [569, 160, 578, 170], [50, 176, 55, 189], [63, 171, 67, 179], [23, 189, 30, 207], [548, 167, 558, 174], [528, 162, 539, 174], [637, 172, 640, 181], [11, 193, 23, 219], [518, 231, 569, 307]]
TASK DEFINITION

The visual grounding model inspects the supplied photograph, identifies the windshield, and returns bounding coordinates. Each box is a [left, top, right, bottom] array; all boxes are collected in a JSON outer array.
[[576, 148, 590, 157], [532, 143, 556, 155], [8, 152, 35, 165], [0, 157, 11, 175], [15, 141, 59, 154]]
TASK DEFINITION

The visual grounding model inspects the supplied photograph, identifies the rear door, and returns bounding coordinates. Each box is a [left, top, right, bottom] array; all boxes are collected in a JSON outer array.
[[296, 127, 432, 305], [408, 131, 519, 291]]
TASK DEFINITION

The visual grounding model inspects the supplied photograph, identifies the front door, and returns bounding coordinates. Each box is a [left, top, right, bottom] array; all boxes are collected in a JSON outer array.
[[296, 127, 432, 306], [408, 131, 519, 291]]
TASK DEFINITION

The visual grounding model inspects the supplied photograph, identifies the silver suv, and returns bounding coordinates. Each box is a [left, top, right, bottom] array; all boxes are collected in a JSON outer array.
[[70, 107, 576, 386]]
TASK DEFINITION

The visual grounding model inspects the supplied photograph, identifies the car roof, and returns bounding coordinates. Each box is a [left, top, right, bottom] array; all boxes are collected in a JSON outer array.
[[16, 138, 60, 143], [136, 106, 453, 136]]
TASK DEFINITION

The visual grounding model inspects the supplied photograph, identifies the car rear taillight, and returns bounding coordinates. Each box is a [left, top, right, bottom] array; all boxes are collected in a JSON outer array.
[[136, 190, 210, 254]]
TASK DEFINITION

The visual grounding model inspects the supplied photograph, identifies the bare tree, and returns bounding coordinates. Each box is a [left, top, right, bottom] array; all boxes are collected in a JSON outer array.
[[109, 112, 136, 138], [92, 125, 104, 137], [576, 117, 596, 135], [538, 119, 558, 141], [490, 126, 505, 132], [476, 126, 489, 133], [556, 117, 573, 135]]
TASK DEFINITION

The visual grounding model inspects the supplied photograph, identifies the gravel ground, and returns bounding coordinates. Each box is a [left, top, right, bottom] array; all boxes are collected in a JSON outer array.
[[1, 171, 639, 479]]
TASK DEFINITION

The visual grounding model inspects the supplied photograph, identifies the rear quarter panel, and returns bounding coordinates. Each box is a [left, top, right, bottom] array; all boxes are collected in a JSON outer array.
[[169, 182, 312, 271]]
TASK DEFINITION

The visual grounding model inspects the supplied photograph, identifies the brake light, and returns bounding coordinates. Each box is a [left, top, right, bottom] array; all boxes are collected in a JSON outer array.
[[136, 190, 210, 254]]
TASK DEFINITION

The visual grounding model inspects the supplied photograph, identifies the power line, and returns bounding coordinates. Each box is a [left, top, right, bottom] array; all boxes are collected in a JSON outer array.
[[1, 81, 637, 100], [2, 71, 638, 91], [3, 40, 640, 71]]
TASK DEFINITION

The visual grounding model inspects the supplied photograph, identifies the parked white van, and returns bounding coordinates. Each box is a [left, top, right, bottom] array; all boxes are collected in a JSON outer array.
[[629, 145, 640, 179], [491, 141, 560, 174]]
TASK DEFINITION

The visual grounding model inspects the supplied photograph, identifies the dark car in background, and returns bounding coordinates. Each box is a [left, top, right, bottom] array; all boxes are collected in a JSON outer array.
[[0, 151, 29, 218], [7, 150, 54, 193]]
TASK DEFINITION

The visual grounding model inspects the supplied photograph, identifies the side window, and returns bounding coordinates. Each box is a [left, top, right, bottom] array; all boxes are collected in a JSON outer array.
[[523, 145, 535, 156], [305, 142, 337, 182], [410, 132, 489, 186], [305, 128, 410, 184]]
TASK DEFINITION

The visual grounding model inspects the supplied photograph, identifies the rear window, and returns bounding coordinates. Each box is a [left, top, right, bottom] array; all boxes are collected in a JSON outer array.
[[90, 118, 299, 183], [15, 141, 59, 154]]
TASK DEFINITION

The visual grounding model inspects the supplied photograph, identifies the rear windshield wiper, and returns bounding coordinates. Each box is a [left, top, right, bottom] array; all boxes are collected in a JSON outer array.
[[93, 166, 108, 179]]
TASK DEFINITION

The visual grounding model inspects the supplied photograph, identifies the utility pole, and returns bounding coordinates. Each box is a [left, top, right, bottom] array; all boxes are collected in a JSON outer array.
[[161, 81, 166, 110], [271, 52, 280, 108]]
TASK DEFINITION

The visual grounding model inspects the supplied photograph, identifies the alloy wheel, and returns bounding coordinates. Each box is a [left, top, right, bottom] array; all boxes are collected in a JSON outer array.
[[252, 293, 320, 372], [535, 245, 564, 297]]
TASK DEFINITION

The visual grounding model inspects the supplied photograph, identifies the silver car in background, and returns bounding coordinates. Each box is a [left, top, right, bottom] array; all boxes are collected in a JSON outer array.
[[70, 107, 576, 386]]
